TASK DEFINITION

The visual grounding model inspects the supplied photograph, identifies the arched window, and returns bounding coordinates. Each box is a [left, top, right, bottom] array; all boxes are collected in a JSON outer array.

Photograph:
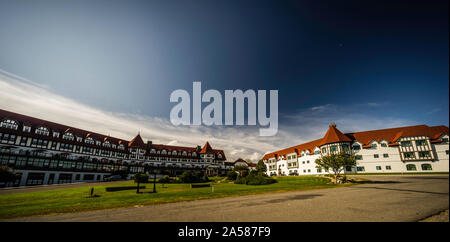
[[0, 119, 18, 130], [103, 141, 111, 147], [421, 164, 432, 171], [192, 152, 196, 156], [172, 150, 177, 155], [35, 126, 50, 136], [62, 132, 74, 140], [182, 151, 187, 156], [406, 164, 417, 171], [118, 144, 125, 150], [218, 154, 222, 158], [161, 150, 167, 155]]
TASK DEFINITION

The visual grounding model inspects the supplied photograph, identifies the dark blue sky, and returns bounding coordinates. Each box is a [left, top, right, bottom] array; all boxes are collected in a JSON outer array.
[[0, 0, 448, 128]]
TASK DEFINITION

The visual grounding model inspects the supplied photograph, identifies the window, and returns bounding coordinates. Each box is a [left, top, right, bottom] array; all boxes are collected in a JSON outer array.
[[401, 141, 412, 147], [341, 144, 349, 151], [383, 153, 389, 158], [23, 126, 31, 132], [53, 132, 60, 138], [381, 143, 387, 147], [446, 150, 449, 155], [356, 155, 363, 160], [76, 137, 83, 142], [352, 145, 361, 150], [317, 168, 322, 173], [85, 137, 94, 144], [345, 166, 352, 172], [321, 147, 326, 153], [35, 127, 49, 136], [406, 164, 417, 171], [374, 154, 379, 158], [356, 166, 365, 172], [418, 151, 431, 158], [376, 166, 382, 170], [103, 141, 111, 147], [330, 145, 337, 152], [421, 164, 432, 171], [404, 152, 415, 158], [371, 144, 377, 149], [442, 138, 449, 143], [415, 140, 427, 146], [0, 119, 18, 130], [314, 150, 320, 155], [386, 166, 391, 170], [62, 132, 74, 141]]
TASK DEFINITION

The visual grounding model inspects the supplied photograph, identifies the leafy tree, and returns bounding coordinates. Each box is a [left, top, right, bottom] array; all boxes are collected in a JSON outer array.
[[315, 150, 356, 184], [180, 170, 209, 183], [133, 173, 149, 193], [0, 165, 18, 184], [233, 165, 249, 177], [226, 171, 238, 181], [255, 160, 267, 174]]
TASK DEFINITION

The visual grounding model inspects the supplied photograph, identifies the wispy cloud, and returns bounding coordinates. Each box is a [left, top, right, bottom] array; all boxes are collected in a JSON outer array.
[[0, 70, 419, 162]]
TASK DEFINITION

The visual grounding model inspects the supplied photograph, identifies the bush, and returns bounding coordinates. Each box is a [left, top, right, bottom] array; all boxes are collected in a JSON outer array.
[[226, 171, 238, 181], [234, 170, 277, 185], [180, 170, 209, 183], [133, 173, 149, 183], [159, 175, 172, 184]]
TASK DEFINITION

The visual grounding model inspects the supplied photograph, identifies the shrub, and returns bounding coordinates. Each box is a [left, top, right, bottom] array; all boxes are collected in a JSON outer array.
[[234, 176, 247, 184], [133, 173, 149, 183], [180, 170, 209, 183], [234, 170, 277, 185], [226, 171, 238, 181], [159, 175, 172, 184]]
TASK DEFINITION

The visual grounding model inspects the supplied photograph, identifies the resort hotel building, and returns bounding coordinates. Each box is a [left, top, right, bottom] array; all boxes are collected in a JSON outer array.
[[261, 123, 449, 176], [0, 109, 229, 187]]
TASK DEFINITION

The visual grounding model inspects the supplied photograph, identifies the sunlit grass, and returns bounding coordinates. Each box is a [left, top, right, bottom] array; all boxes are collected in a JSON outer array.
[[0, 176, 351, 219]]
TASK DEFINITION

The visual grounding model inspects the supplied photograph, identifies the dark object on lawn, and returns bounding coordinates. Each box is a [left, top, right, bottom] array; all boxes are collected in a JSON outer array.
[[106, 186, 146, 192], [90, 187, 94, 197], [190, 184, 211, 188]]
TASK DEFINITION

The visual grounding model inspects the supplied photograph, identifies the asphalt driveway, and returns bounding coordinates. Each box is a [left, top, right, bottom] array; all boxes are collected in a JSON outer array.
[[2, 175, 449, 222]]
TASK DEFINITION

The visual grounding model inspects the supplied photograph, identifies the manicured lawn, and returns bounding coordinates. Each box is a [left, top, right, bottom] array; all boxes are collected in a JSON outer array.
[[350, 172, 449, 175], [0, 176, 351, 219]]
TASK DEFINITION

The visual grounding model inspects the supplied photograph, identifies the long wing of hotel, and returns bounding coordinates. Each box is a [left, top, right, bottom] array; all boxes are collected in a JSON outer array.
[[0, 109, 229, 187], [262, 123, 449, 176]]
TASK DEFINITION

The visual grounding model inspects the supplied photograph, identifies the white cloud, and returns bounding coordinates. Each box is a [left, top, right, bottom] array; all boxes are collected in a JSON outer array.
[[0, 70, 419, 162]]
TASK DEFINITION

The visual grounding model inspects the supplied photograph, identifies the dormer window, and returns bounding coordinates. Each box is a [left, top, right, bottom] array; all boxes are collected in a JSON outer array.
[[0, 119, 18, 130], [352, 145, 361, 150], [76, 136, 82, 142], [85, 137, 94, 144], [53, 132, 60, 138], [35, 126, 50, 136], [103, 141, 111, 147], [23, 126, 31, 132], [112, 144, 116, 149], [172, 150, 177, 155], [371, 144, 377, 149], [96, 141, 101, 146], [62, 132, 74, 141], [118, 144, 125, 150], [380, 143, 387, 147]]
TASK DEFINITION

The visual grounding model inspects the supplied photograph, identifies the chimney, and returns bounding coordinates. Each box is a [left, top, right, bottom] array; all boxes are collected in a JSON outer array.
[[147, 141, 152, 149]]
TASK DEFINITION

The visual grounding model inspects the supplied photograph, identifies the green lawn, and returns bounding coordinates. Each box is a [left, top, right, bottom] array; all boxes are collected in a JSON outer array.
[[0, 176, 352, 219]]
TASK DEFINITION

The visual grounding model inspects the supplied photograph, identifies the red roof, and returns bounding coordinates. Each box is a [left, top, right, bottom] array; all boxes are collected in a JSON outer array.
[[262, 124, 448, 160], [199, 141, 214, 154], [319, 124, 352, 146], [128, 134, 146, 148]]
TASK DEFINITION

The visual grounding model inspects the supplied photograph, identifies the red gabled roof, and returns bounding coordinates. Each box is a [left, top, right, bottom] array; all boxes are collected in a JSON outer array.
[[319, 124, 352, 146], [199, 141, 214, 154], [345, 125, 449, 145], [261, 124, 449, 161], [128, 134, 146, 148]]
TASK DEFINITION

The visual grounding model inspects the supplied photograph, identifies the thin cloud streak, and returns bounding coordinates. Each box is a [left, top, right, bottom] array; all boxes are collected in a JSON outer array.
[[0, 70, 419, 162]]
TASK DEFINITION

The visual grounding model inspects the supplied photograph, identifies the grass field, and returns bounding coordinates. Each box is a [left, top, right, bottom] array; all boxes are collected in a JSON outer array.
[[0, 176, 353, 219]]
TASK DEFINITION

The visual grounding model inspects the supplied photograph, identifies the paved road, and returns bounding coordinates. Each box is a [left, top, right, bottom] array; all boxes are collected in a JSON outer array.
[[3, 175, 449, 222]]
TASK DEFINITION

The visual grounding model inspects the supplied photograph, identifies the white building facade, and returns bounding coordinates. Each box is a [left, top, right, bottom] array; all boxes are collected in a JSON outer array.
[[262, 124, 449, 176]]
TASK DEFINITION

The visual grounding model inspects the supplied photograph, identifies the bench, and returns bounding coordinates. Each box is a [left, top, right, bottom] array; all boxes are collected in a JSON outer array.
[[105, 186, 146, 192]]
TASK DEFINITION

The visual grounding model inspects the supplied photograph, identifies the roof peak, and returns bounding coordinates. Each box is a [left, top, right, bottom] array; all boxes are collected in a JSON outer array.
[[128, 133, 146, 148], [199, 141, 214, 154], [319, 124, 352, 146]]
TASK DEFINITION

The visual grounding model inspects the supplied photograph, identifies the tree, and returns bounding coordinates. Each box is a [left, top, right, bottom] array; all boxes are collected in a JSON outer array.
[[315, 150, 356, 184], [0, 165, 18, 184], [133, 173, 149, 193], [233, 165, 249, 177], [255, 160, 267, 174]]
